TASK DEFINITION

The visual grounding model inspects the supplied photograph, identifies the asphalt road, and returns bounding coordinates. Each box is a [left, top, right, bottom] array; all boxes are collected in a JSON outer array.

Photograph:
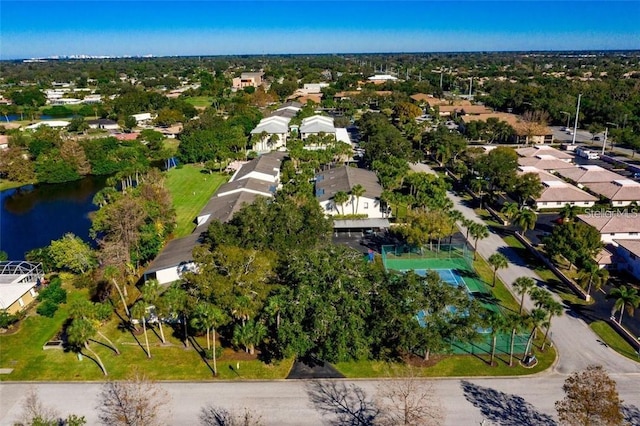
[[550, 125, 638, 158], [2, 375, 639, 426]]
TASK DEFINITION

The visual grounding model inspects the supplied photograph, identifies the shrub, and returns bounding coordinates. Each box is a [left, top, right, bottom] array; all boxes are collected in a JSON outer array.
[[36, 300, 59, 317], [203, 346, 224, 360], [37, 280, 67, 305], [0, 310, 19, 328]]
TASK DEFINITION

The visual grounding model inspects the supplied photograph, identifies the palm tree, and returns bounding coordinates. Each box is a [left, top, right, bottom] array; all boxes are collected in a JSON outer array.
[[469, 223, 489, 260], [141, 279, 165, 343], [333, 191, 349, 215], [559, 204, 579, 223], [576, 262, 609, 301], [483, 310, 508, 366], [132, 301, 151, 358], [104, 266, 130, 318], [69, 299, 119, 355], [515, 208, 537, 235], [161, 284, 189, 347], [488, 253, 509, 287], [523, 308, 547, 357], [513, 277, 536, 314], [500, 202, 519, 226], [506, 313, 527, 367], [469, 178, 487, 208], [350, 184, 366, 214], [67, 318, 108, 376], [462, 218, 474, 240], [607, 285, 640, 324]]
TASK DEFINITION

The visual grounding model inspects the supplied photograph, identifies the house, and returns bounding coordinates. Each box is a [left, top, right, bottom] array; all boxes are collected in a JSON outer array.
[[438, 105, 493, 117], [517, 155, 576, 171], [24, 121, 70, 130], [250, 116, 291, 152], [516, 145, 573, 161], [315, 166, 384, 218], [232, 72, 264, 90], [614, 239, 640, 280], [367, 74, 398, 84], [144, 152, 285, 285], [577, 214, 640, 245], [0, 261, 44, 315], [556, 165, 627, 186], [461, 112, 553, 144], [132, 113, 153, 123], [532, 180, 597, 210], [300, 115, 336, 140], [582, 179, 640, 207], [88, 118, 119, 130]]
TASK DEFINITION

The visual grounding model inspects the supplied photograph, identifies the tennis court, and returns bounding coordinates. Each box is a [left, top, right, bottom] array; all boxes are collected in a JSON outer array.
[[383, 243, 530, 356]]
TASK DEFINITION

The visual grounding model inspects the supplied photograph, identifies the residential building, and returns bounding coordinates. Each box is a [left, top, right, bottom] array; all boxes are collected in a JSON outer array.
[[614, 239, 640, 280], [300, 115, 336, 140], [516, 145, 574, 161], [556, 165, 626, 186], [533, 180, 597, 210], [577, 214, 640, 245], [232, 72, 264, 90], [315, 166, 384, 218], [88, 118, 119, 130], [461, 112, 553, 144], [0, 261, 44, 315], [144, 152, 285, 285], [367, 74, 398, 84], [250, 116, 291, 152], [582, 179, 640, 207], [517, 155, 576, 171]]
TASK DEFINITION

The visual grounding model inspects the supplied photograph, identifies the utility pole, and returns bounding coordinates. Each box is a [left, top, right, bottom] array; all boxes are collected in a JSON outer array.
[[571, 94, 582, 145], [469, 77, 473, 97]]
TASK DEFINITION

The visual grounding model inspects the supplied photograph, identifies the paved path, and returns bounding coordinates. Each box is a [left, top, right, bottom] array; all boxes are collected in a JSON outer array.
[[2, 376, 639, 426], [448, 190, 640, 374]]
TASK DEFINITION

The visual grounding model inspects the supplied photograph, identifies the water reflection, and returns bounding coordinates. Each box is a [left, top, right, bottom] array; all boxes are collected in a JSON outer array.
[[0, 176, 108, 259]]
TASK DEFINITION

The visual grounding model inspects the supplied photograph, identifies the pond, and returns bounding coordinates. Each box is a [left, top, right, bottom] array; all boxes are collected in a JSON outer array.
[[0, 176, 108, 259]]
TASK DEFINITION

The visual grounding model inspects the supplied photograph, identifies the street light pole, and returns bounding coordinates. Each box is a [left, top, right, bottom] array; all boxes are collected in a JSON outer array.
[[602, 127, 608, 155], [571, 94, 582, 145]]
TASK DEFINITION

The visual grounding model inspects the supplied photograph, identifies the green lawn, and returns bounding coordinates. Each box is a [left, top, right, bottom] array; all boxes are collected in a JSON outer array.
[[184, 96, 215, 108], [501, 235, 591, 307], [590, 321, 640, 363], [0, 278, 293, 381], [0, 179, 31, 191], [336, 340, 556, 378], [165, 166, 228, 237], [473, 256, 520, 314]]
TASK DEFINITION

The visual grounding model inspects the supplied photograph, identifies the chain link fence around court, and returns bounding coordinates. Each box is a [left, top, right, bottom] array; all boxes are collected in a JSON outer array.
[[381, 243, 473, 271]]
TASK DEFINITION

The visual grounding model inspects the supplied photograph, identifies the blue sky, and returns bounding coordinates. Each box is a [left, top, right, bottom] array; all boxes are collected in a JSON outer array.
[[1, 1, 638, 59]]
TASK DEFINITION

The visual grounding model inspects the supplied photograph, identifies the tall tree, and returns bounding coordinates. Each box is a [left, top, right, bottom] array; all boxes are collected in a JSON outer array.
[[350, 184, 366, 214], [483, 310, 508, 367], [514, 208, 537, 235], [333, 191, 349, 215], [607, 285, 640, 324], [488, 253, 509, 287], [67, 318, 108, 376], [555, 365, 624, 426], [513, 277, 536, 315], [469, 223, 489, 260], [132, 301, 151, 358], [500, 202, 519, 226]]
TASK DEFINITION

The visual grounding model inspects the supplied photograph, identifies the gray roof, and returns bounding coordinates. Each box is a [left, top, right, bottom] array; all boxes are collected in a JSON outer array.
[[278, 101, 303, 110], [315, 166, 383, 202], [233, 152, 287, 181], [269, 109, 298, 119], [333, 219, 390, 229], [145, 231, 203, 274], [201, 191, 265, 224], [216, 177, 276, 197]]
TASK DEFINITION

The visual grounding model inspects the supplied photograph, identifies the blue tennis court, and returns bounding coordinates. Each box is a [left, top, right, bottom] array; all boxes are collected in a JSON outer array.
[[403, 268, 469, 291]]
